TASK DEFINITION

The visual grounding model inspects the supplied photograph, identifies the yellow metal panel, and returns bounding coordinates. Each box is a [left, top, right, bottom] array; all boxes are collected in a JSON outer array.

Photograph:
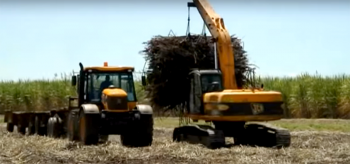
[[84, 66, 134, 72], [102, 88, 127, 97], [128, 102, 137, 111], [203, 90, 283, 103]]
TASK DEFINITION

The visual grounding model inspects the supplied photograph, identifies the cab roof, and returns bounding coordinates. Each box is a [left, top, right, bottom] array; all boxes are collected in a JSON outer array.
[[83, 62, 134, 72]]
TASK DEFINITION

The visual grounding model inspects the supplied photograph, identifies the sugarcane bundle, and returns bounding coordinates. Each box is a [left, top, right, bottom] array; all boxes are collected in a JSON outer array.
[[140, 34, 252, 111]]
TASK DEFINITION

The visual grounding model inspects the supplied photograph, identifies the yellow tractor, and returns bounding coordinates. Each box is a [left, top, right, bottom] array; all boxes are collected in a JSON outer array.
[[4, 62, 153, 147], [68, 62, 154, 146]]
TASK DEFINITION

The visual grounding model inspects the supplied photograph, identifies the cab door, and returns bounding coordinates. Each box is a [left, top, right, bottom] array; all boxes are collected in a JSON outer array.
[[188, 73, 203, 114]]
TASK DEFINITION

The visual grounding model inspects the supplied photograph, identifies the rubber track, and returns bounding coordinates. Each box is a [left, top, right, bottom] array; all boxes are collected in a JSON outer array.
[[246, 123, 291, 148], [274, 128, 291, 148]]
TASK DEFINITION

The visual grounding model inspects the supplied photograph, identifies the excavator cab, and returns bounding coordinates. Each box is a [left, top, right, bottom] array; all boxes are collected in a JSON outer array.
[[188, 69, 223, 114], [199, 71, 223, 93]]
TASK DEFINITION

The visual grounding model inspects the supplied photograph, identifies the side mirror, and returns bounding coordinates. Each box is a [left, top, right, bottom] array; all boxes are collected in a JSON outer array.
[[71, 75, 77, 86], [141, 75, 147, 86]]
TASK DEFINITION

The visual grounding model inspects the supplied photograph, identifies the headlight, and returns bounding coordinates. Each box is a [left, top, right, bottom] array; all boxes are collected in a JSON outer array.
[[217, 104, 229, 110], [204, 104, 229, 111], [210, 109, 222, 116]]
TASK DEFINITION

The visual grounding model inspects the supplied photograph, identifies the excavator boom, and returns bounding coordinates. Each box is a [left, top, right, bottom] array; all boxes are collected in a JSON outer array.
[[188, 0, 237, 89]]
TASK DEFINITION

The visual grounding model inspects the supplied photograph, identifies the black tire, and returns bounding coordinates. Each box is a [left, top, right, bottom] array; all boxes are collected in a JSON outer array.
[[233, 133, 248, 145], [68, 110, 79, 141], [47, 118, 53, 137], [35, 116, 46, 136], [172, 127, 184, 142], [47, 116, 63, 138], [52, 117, 62, 138], [17, 125, 26, 135], [99, 135, 109, 143], [121, 113, 153, 147], [6, 122, 14, 132], [28, 119, 35, 135], [78, 110, 99, 145]]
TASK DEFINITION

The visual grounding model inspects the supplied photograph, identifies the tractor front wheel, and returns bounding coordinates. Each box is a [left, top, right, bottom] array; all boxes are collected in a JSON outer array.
[[121, 113, 153, 147], [78, 110, 99, 145]]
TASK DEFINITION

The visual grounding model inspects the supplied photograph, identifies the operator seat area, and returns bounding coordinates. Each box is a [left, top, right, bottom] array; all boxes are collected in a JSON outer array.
[[99, 75, 114, 99], [201, 75, 223, 93]]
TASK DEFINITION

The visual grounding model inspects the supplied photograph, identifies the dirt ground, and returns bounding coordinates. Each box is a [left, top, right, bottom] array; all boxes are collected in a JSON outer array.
[[0, 123, 349, 164]]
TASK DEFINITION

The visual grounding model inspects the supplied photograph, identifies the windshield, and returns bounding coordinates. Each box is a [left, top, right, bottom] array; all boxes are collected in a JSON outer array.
[[201, 74, 223, 92], [86, 72, 136, 102]]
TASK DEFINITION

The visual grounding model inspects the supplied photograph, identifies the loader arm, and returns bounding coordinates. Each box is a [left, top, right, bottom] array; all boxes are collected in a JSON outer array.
[[188, 0, 237, 89]]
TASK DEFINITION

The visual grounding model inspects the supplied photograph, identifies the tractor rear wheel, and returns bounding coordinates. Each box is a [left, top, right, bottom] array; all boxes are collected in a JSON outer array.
[[78, 110, 99, 145], [121, 113, 153, 147]]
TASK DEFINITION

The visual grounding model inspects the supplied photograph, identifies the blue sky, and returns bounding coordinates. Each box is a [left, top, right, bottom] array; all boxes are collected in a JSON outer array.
[[0, 0, 349, 80]]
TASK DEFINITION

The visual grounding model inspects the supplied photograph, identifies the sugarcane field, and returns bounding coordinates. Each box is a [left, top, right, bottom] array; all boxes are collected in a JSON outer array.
[[1, 0, 349, 164]]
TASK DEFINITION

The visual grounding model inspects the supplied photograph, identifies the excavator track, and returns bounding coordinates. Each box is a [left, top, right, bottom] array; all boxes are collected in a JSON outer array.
[[234, 123, 291, 148], [173, 124, 226, 149], [172, 122, 291, 149]]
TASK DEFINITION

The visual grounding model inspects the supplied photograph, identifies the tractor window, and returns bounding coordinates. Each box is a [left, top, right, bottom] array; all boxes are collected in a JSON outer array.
[[86, 72, 136, 102], [121, 74, 136, 101], [201, 74, 223, 92]]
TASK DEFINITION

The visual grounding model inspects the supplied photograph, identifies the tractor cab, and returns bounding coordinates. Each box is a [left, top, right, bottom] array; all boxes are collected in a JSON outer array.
[[71, 62, 137, 111], [67, 62, 154, 146]]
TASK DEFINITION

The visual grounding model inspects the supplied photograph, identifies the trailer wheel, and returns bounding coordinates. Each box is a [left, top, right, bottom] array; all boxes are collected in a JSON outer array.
[[78, 110, 99, 145], [6, 122, 14, 132], [68, 110, 79, 141], [17, 125, 26, 135], [35, 116, 46, 136], [47, 118, 53, 136], [121, 113, 153, 147], [28, 118, 35, 135], [47, 117, 63, 138]]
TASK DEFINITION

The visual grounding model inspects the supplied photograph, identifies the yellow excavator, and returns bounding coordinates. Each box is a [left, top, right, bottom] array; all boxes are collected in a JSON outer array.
[[142, 0, 291, 149]]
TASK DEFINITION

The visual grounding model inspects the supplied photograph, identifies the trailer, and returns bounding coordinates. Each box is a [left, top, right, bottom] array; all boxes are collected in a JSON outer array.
[[4, 96, 77, 137], [4, 62, 154, 147]]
